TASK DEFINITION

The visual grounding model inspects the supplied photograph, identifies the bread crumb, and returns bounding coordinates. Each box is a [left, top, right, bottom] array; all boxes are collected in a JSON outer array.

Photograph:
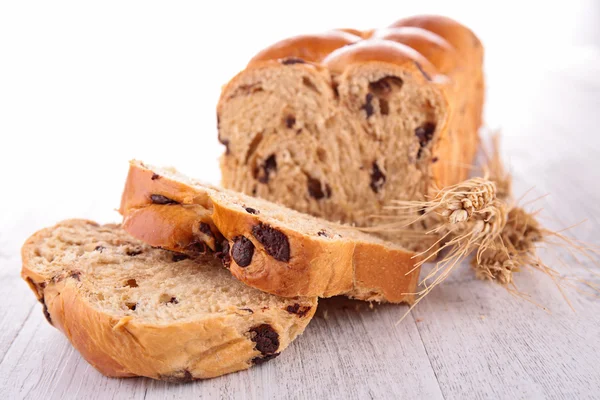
[[323, 310, 329, 320], [479, 314, 486, 320], [369, 302, 374, 310]]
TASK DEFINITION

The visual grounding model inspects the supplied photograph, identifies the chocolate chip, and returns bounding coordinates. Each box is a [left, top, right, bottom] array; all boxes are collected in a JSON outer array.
[[249, 324, 280, 355], [415, 123, 436, 147], [94, 245, 105, 252], [257, 154, 277, 184], [281, 57, 306, 65], [307, 177, 331, 200], [415, 123, 436, 159], [151, 173, 161, 180], [172, 253, 189, 262], [361, 93, 374, 118], [169, 297, 178, 304], [198, 222, 214, 239], [218, 132, 230, 155], [414, 61, 432, 81], [126, 249, 143, 256], [186, 241, 208, 256], [245, 207, 259, 215], [231, 236, 255, 267], [40, 297, 52, 325], [159, 370, 194, 383], [126, 302, 137, 311], [251, 223, 290, 262], [317, 230, 328, 237], [285, 115, 296, 128], [69, 271, 82, 281], [285, 303, 312, 317], [252, 353, 280, 365], [369, 76, 403, 96], [216, 240, 231, 269], [150, 194, 179, 205], [370, 162, 386, 193]]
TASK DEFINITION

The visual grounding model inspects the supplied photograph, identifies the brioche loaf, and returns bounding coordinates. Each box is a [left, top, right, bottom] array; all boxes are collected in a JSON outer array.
[[21, 219, 316, 380], [119, 160, 420, 303], [216, 15, 483, 239]]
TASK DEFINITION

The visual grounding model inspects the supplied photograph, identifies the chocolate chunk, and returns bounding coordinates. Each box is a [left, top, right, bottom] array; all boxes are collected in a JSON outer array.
[[317, 230, 328, 237], [307, 177, 331, 200], [251, 223, 290, 262], [151, 173, 161, 180], [361, 93, 374, 118], [370, 162, 386, 193], [169, 297, 178, 304], [415, 123, 436, 147], [69, 271, 82, 281], [40, 297, 52, 325], [369, 76, 403, 96], [150, 194, 179, 205], [415, 122, 436, 159], [186, 241, 208, 256], [198, 222, 214, 239], [94, 245, 105, 252], [216, 240, 231, 269], [281, 57, 306, 65], [172, 253, 189, 262], [257, 154, 277, 184], [126, 249, 143, 256], [285, 115, 296, 128], [252, 353, 280, 365], [414, 61, 432, 81], [218, 132, 230, 155], [231, 236, 255, 267], [159, 370, 194, 383], [249, 324, 280, 355], [245, 207, 259, 215], [285, 303, 312, 317]]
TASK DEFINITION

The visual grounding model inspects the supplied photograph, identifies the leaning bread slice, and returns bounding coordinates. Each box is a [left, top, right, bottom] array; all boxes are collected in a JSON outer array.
[[21, 219, 316, 381], [119, 160, 420, 303]]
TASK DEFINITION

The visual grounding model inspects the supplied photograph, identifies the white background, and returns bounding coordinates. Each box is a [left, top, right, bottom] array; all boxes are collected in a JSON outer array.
[[0, 0, 598, 225]]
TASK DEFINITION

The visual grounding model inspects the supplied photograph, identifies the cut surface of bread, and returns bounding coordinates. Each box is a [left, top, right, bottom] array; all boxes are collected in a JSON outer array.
[[21, 219, 316, 380], [119, 160, 420, 303], [217, 15, 483, 244]]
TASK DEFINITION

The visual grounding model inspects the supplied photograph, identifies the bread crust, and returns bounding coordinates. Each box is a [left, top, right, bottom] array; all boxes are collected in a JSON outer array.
[[21, 220, 316, 380], [119, 161, 419, 303]]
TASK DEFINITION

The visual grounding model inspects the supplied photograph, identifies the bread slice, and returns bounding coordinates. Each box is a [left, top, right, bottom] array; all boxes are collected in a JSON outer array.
[[21, 219, 317, 380], [216, 15, 483, 244], [119, 160, 420, 303]]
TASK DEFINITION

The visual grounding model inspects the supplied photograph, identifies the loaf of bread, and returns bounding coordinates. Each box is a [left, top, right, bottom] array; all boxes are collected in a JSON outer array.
[[21, 219, 316, 380], [217, 15, 483, 237], [119, 160, 420, 303]]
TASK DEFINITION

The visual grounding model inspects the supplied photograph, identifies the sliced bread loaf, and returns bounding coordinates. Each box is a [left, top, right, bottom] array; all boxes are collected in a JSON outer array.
[[216, 15, 483, 240], [21, 219, 316, 380], [119, 160, 420, 303]]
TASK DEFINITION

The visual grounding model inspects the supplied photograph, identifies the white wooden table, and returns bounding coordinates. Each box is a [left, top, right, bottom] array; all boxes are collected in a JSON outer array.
[[1, 3, 599, 399]]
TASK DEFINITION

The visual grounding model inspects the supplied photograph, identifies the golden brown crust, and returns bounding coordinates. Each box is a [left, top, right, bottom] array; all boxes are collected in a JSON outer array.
[[119, 161, 419, 303], [248, 31, 361, 65], [21, 220, 317, 380]]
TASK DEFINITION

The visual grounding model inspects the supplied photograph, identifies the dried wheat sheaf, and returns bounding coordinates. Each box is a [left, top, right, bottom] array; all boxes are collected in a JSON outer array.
[[367, 135, 599, 320]]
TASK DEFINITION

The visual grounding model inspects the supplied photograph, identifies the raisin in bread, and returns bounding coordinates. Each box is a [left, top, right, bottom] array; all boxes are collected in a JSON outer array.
[[217, 15, 483, 240], [21, 219, 316, 380], [119, 160, 420, 303]]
